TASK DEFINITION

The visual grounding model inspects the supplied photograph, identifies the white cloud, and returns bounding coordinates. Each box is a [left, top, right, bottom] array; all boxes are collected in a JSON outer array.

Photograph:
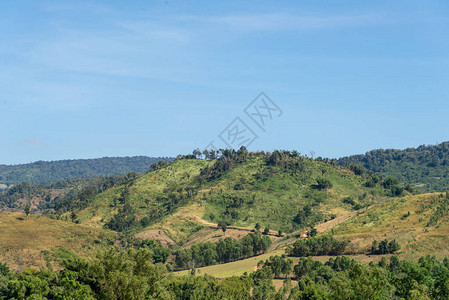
[[201, 13, 383, 31], [20, 139, 46, 146]]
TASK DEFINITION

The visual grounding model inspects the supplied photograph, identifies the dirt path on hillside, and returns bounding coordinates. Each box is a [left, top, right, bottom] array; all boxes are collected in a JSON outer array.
[[314, 211, 358, 233], [191, 214, 280, 236], [272, 209, 364, 249]]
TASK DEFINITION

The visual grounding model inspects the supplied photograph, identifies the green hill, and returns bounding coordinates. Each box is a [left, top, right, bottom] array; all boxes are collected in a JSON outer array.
[[0, 156, 174, 186], [332, 192, 449, 260], [338, 141, 449, 192], [75, 150, 401, 245]]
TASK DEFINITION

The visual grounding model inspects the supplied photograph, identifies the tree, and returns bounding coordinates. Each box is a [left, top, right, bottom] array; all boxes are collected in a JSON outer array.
[[263, 227, 270, 235], [370, 239, 400, 255], [24, 202, 31, 219], [349, 164, 365, 176], [218, 221, 227, 235], [192, 148, 202, 159], [255, 223, 261, 231], [308, 228, 318, 237]]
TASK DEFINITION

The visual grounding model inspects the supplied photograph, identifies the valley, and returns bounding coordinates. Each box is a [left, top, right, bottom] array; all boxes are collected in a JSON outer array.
[[1, 145, 449, 298]]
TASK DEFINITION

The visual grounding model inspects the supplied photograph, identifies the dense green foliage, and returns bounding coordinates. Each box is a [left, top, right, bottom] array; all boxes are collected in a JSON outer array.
[[4, 244, 449, 300], [289, 235, 349, 257], [124, 238, 171, 264], [174, 232, 272, 269], [0, 156, 173, 185], [339, 142, 449, 192], [0, 246, 259, 299], [259, 255, 294, 279], [255, 254, 449, 299]]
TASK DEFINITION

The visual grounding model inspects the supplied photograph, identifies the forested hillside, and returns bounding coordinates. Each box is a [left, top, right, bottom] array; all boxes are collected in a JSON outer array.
[[338, 142, 449, 192], [0, 156, 173, 185], [0, 172, 139, 212]]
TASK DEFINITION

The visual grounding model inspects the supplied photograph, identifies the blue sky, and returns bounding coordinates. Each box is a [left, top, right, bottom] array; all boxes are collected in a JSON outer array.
[[1, 0, 448, 164]]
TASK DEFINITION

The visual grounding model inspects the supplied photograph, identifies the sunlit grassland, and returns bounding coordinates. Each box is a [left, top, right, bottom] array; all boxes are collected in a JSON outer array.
[[333, 193, 449, 260], [175, 249, 286, 278], [0, 212, 116, 270]]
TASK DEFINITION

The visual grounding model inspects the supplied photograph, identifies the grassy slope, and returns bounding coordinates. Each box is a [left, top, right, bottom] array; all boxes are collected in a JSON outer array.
[[196, 156, 381, 231], [77, 159, 210, 238], [333, 193, 449, 260], [176, 249, 286, 277], [0, 212, 116, 270], [157, 155, 385, 245]]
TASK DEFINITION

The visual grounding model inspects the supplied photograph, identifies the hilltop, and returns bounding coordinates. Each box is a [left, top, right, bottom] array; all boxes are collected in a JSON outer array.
[[338, 141, 449, 192], [0, 156, 174, 186]]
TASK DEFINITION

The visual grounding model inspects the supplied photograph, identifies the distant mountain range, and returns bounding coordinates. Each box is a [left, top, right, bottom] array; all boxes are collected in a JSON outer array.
[[0, 156, 174, 186]]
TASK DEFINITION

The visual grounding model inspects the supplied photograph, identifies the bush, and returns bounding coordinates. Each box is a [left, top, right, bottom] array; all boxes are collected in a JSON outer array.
[[140, 217, 151, 228], [315, 178, 333, 190]]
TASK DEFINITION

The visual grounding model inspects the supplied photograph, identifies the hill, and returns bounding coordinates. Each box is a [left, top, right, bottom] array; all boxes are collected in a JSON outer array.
[[332, 192, 449, 260], [338, 142, 449, 192], [0, 212, 116, 270], [75, 150, 402, 245], [0, 156, 174, 186]]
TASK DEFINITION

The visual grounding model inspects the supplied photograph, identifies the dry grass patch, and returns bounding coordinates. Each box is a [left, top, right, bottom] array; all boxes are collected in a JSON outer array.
[[0, 212, 116, 270]]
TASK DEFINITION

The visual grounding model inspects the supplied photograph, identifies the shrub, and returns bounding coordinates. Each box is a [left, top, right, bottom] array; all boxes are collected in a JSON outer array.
[[315, 178, 333, 190]]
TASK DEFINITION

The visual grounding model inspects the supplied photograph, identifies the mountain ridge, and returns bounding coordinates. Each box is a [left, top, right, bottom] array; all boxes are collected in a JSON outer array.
[[0, 156, 174, 186]]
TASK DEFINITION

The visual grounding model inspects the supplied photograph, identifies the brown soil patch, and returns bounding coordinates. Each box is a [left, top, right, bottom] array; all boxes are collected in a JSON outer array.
[[135, 229, 176, 246]]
